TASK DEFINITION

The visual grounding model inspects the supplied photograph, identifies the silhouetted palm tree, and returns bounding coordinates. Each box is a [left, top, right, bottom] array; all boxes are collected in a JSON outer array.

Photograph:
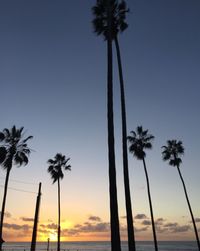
[[0, 126, 32, 251], [128, 126, 158, 251], [47, 153, 71, 251], [162, 140, 200, 251], [92, 1, 121, 250], [113, 2, 136, 251]]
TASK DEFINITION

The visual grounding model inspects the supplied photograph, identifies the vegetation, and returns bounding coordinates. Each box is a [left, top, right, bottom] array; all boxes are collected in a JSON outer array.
[[0, 126, 33, 251], [47, 153, 71, 251], [128, 126, 158, 251], [113, 2, 136, 250], [92, 1, 122, 250], [162, 140, 200, 251]]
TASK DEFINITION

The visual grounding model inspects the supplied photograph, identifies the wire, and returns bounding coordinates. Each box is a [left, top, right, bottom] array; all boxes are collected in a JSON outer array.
[[0, 185, 38, 194], [0, 177, 37, 185]]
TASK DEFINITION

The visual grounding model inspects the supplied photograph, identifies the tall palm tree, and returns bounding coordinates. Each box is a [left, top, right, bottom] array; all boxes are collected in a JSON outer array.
[[162, 140, 200, 251], [128, 126, 158, 251], [0, 126, 33, 251], [92, 1, 121, 250], [113, 2, 136, 251], [47, 153, 71, 251]]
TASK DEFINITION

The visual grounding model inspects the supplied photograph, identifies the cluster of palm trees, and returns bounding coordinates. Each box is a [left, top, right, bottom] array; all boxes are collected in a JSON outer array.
[[0, 125, 70, 251], [92, 1, 200, 251], [128, 126, 200, 251], [0, 1, 199, 251]]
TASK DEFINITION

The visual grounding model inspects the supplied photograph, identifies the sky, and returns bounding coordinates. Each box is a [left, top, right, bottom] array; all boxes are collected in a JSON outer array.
[[0, 0, 200, 243]]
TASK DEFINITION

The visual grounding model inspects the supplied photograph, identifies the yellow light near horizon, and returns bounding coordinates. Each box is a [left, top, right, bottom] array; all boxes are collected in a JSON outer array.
[[61, 220, 73, 229], [49, 232, 57, 242]]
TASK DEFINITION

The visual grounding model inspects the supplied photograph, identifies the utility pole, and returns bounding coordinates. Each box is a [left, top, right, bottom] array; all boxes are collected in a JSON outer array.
[[47, 238, 50, 251], [31, 182, 42, 251]]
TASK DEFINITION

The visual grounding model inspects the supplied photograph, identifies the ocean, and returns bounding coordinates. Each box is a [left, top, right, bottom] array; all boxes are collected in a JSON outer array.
[[1, 241, 198, 251]]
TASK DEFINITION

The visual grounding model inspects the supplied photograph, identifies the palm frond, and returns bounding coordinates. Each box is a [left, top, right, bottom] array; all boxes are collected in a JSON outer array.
[[92, 0, 129, 40], [47, 153, 71, 184], [0, 147, 7, 164], [128, 126, 154, 161], [0, 132, 5, 141], [0, 126, 32, 171], [162, 139, 184, 167]]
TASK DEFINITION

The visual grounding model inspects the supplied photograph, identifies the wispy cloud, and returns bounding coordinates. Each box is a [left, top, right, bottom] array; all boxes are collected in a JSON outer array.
[[20, 217, 34, 222], [88, 216, 102, 222], [141, 220, 151, 226], [190, 218, 200, 223], [155, 218, 165, 226], [164, 222, 178, 228], [0, 211, 12, 218], [4, 223, 31, 231], [135, 226, 149, 232], [134, 214, 148, 220], [171, 225, 191, 233], [40, 223, 57, 230]]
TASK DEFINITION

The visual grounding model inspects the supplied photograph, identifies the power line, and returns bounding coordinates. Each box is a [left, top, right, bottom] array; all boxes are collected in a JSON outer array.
[[0, 177, 37, 185], [0, 185, 38, 194]]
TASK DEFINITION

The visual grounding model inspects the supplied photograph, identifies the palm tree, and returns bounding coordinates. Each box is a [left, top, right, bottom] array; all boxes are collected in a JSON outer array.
[[162, 140, 200, 251], [127, 126, 158, 251], [47, 153, 71, 251], [113, 2, 136, 251], [92, 1, 121, 250], [0, 126, 33, 251]]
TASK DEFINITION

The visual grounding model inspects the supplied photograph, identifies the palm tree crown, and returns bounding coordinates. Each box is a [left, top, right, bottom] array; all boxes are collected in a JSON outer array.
[[127, 126, 154, 160], [47, 153, 71, 183], [0, 126, 33, 170], [162, 140, 184, 167], [92, 0, 129, 40]]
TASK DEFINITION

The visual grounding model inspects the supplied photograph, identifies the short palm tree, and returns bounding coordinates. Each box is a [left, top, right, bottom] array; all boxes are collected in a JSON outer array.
[[0, 126, 32, 251], [47, 153, 71, 251], [162, 140, 200, 251], [128, 126, 158, 251], [92, 1, 121, 250]]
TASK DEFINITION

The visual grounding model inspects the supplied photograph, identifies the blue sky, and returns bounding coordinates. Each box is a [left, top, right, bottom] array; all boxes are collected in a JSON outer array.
[[0, 0, 200, 241]]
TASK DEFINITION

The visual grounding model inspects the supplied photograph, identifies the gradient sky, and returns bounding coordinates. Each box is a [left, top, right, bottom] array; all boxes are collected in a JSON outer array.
[[0, 0, 200, 242]]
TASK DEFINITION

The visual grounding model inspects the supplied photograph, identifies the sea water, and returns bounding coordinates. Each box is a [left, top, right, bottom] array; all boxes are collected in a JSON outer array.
[[2, 241, 198, 251]]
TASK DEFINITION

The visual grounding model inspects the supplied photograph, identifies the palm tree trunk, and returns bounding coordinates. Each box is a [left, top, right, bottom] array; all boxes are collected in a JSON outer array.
[[57, 178, 61, 251], [142, 158, 158, 251], [107, 1, 121, 251], [115, 36, 136, 251], [177, 165, 200, 250], [0, 168, 11, 251]]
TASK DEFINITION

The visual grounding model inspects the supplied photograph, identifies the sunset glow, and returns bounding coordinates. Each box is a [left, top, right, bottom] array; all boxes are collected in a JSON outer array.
[[0, 0, 200, 246]]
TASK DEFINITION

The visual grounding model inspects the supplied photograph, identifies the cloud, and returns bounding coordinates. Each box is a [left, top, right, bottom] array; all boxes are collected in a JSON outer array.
[[88, 216, 101, 222], [164, 222, 178, 228], [38, 229, 52, 234], [62, 228, 79, 237], [4, 223, 31, 231], [0, 211, 11, 218], [134, 214, 148, 220], [61, 218, 111, 237], [141, 220, 151, 226], [135, 226, 149, 232], [40, 223, 57, 230], [21, 217, 34, 222], [155, 218, 165, 226], [121, 216, 127, 219], [75, 222, 110, 233], [171, 225, 191, 233], [156, 221, 191, 234], [193, 218, 200, 223]]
